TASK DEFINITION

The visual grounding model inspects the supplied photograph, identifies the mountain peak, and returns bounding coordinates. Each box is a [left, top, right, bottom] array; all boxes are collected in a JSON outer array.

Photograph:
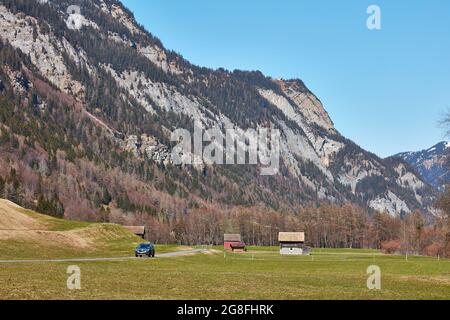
[[394, 142, 449, 191]]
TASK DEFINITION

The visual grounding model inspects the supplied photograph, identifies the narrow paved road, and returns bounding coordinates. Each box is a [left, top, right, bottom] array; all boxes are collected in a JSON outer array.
[[0, 249, 207, 264]]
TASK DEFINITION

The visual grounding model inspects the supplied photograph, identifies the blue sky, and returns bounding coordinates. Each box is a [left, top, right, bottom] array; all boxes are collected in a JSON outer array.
[[122, 0, 450, 157]]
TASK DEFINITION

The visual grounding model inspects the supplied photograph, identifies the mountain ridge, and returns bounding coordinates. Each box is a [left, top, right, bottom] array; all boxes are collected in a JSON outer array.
[[0, 0, 438, 221], [393, 141, 449, 192]]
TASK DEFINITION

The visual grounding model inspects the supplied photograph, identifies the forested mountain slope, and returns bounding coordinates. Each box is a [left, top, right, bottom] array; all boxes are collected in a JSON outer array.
[[0, 0, 437, 223]]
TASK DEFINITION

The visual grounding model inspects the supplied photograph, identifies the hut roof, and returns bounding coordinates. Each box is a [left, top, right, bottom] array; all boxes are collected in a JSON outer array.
[[278, 232, 305, 242], [224, 234, 241, 242], [124, 226, 146, 235]]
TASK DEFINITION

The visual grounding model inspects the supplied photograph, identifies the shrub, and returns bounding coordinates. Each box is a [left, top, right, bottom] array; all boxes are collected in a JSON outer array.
[[381, 240, 401, 254]]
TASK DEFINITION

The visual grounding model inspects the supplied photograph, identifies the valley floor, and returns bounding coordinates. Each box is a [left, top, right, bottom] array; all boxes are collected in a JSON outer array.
[[1, 247, 449, 300], [1, 200, 449, 300]]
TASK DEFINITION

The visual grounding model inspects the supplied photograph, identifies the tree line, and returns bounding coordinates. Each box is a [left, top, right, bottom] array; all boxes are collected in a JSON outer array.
[[138, 202, 450, 258]]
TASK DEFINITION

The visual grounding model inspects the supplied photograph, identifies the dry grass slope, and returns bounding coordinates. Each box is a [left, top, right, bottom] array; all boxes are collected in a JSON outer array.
[[0, 199, 145, 259]]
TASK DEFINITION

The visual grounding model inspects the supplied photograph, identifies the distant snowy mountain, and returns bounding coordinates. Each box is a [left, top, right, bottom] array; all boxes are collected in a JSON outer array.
[[394, 142, 449, 191]]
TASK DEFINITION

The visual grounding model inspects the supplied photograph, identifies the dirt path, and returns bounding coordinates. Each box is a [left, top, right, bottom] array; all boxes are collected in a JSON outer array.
[[0, 249, 207, 264]]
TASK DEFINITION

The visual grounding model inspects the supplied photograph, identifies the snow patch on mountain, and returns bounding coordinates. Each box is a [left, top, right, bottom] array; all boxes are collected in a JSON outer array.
[[65, 11, 99, 31]]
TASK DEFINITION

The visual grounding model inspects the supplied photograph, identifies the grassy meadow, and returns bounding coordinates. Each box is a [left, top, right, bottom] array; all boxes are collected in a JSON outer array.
[[1, 247, 449, 300], [1, 199, 449, 300]]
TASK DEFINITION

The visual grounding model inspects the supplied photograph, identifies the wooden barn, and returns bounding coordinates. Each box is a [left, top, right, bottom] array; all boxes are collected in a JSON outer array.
[[224, 234, 246, 252], [278, 232, 305, 255], [124, 226, 146, 239]]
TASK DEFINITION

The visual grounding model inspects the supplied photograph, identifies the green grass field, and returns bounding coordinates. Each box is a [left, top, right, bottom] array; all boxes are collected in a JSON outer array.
[[1, 247, 449, 300], [1, 200, 449, 300]]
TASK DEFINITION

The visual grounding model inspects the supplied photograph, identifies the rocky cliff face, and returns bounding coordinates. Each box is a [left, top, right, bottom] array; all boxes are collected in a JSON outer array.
[[0, 0, 437, 218]]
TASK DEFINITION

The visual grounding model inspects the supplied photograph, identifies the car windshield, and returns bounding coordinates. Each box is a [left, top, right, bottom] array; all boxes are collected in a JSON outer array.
[[138, 244, 150, 249]]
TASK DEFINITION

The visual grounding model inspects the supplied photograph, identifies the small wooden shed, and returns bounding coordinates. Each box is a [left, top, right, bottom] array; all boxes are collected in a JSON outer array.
[[124, 226, 146, 239], [278, 232, 305, 255], [224, 234, 244, 251]]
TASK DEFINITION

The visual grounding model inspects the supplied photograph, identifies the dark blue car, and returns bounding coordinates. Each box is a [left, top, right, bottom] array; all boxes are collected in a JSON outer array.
[[135, 243, 155, 258]]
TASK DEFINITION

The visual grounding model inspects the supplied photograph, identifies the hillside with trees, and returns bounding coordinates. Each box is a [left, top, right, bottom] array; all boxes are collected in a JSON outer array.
[[0, 0, 445, 256]]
